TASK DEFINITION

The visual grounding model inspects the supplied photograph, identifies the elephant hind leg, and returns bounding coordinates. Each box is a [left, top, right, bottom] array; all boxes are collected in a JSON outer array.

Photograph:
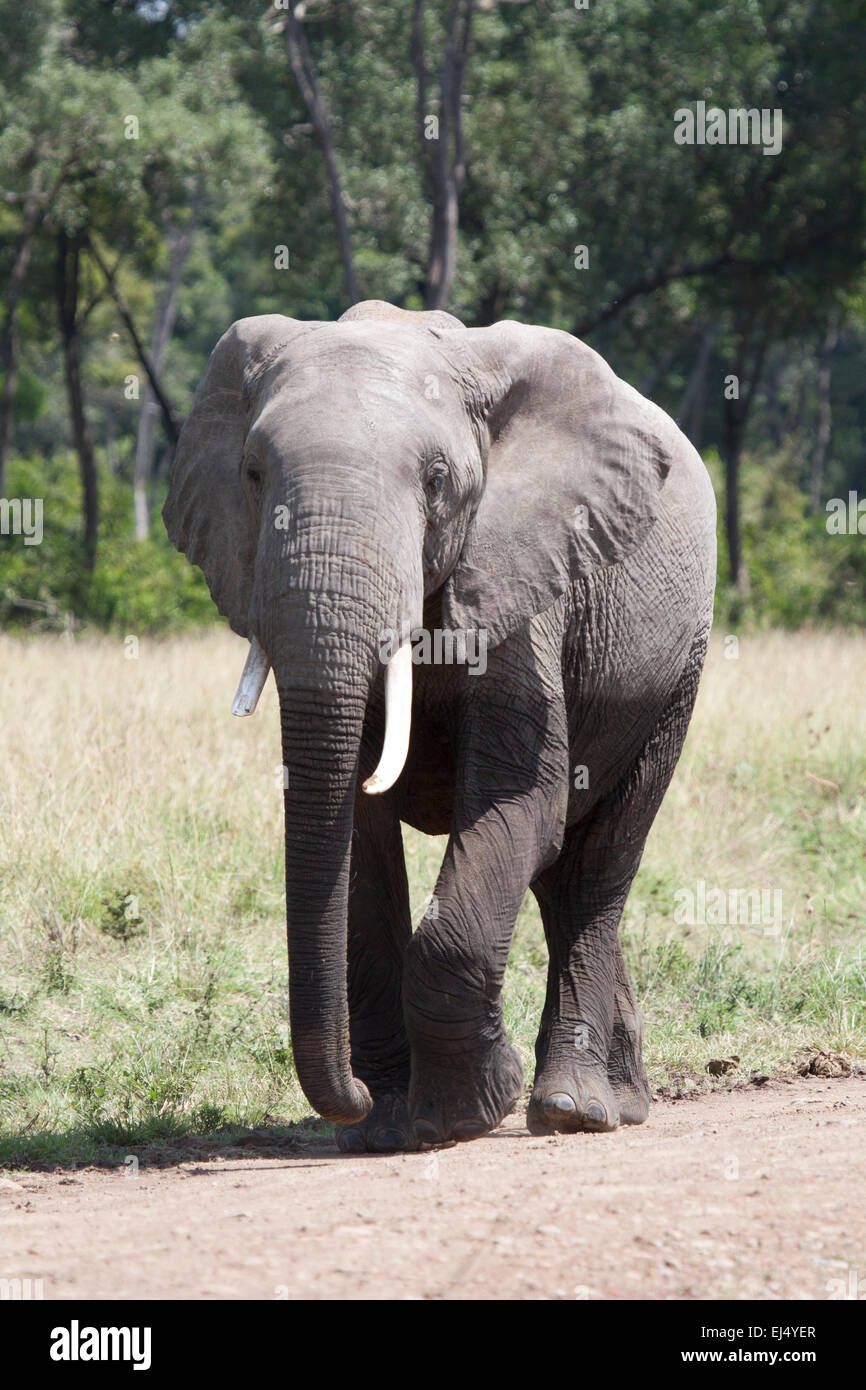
[[526, 935, 649, 1133], [528, 624, 709, 1135], [607, 938, 651, 1125], [527, 854, 633, 1136]]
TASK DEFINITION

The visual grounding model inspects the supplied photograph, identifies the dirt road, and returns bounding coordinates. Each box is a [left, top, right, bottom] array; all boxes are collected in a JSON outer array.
[[2, 1076, 864, 1301]]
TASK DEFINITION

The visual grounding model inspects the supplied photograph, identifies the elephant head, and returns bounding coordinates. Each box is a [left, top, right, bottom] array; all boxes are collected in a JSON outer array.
[[163, 301, 670, 1124]]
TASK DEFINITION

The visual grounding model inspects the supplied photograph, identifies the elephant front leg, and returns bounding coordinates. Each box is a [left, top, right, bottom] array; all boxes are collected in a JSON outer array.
[[403, 832, 528, 1146], [337, 795, 413, 1154], [404, 633, 570, 1146]]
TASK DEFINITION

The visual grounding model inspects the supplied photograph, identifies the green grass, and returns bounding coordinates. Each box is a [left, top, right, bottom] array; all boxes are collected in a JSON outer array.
[[1, 629, 864, 1166]]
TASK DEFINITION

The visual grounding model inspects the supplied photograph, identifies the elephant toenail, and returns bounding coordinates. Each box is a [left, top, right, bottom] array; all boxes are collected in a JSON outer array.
[[451, 1119, 487, 1142], [543, 1092, 577, 1120], [337, 1128, 366, 1154], [371, 1127, 405, 1152], [585, 1101, 607, 1126], [412, 1119, 440, 1146]]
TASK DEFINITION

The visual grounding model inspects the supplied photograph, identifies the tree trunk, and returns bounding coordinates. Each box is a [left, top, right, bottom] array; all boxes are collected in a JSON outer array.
[[86, 236, 179, 446], [809, 317, 839, 514], [639, 333, 687, 399], [477, 277, 506, 327], [413, 1, 475, 310], [722, 391, 747, 597], [56, 229, 98, 573], [133, 216, 195, 540], [0, 169, 45, 494], [285, 3, 360, 307], [720, 325, 769, 598], [763, 355, 784, 450], [105, 410, 117, 474], [676, 324, 716, 449]]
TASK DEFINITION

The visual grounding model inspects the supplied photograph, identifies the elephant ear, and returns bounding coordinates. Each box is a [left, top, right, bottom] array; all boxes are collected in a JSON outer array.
[[443, 321, 674, 648], [162, 315, 321, 637]]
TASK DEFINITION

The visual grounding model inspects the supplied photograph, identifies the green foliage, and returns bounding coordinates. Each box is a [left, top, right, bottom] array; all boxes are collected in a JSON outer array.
[[40, 914, 77, 996], [100, 890, 145, 943], [709, 447, 866, 629], [1, 0, 865, 631], [0, 453, 212, 632], [623, 932, 866, 1041]]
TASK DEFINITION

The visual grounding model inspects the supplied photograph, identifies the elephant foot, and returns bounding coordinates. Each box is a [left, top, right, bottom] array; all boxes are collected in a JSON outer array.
[[611, 1077, 651, 1126], [409, 1032, 523, 1147], [336, 1090, 412, 1154], [527, 1062, 620, 1135], [607, 1002, 651, 1126]]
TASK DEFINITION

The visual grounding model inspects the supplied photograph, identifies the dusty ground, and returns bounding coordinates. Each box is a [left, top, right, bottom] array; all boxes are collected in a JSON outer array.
[[2, 1075, 864, 1301]]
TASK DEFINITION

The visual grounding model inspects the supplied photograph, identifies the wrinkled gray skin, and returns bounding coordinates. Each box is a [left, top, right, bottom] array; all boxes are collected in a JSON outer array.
[[163, 299, 716, 1151]]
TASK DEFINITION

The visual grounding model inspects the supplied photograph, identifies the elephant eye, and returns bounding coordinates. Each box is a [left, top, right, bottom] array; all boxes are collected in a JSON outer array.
[[424, 461, 449, 501], [246, 466, 262, 485]]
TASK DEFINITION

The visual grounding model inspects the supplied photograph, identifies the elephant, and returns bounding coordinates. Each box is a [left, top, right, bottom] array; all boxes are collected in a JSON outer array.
[[163, 298, 716, 1153]]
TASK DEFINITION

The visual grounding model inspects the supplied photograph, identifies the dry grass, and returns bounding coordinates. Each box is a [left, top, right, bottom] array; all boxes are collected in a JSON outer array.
[[0, 627, 864, 1164]]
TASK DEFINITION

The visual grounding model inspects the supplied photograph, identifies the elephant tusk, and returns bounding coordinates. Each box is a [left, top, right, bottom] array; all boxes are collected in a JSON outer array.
[[362, 641, 412, 795], [231, 636, 271, 716]]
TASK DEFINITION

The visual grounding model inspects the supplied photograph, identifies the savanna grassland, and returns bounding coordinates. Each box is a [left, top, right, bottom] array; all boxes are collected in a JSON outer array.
[[0, 629, 864, 1167]]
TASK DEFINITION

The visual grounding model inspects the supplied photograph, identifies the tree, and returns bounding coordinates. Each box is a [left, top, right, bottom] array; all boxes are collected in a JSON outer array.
[[810, 316, 839, 513], [282, 1, 361, 305], [55, 227, 99, 570], [132, 212, 196, 539], [2, 0, 866, 628], [0, 5, 272, 561], [412, 1, 475, 309]]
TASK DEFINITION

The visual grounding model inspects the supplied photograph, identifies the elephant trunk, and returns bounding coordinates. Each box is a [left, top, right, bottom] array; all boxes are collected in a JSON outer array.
[[245, 438, 422, 1124], [263, 563, 416, 1124], [277, 669, 372, 1124]]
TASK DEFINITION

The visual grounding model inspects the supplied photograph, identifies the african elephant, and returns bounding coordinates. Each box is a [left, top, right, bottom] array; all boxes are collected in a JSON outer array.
[[163, 299, 716, 1152]]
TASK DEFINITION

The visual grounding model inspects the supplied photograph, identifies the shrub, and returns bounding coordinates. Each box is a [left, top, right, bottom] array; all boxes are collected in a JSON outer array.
[[0, 452, 213, 633]]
